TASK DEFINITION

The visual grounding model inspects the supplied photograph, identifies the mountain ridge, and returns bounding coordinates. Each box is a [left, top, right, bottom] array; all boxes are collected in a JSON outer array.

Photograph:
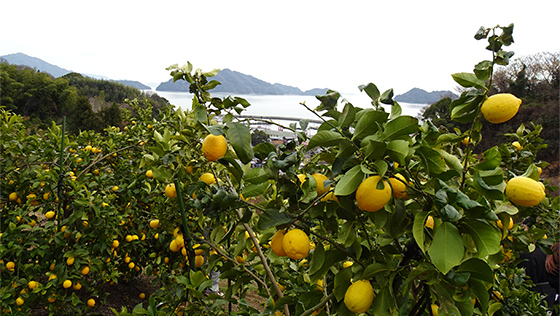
[[394, 87, 457, 104]]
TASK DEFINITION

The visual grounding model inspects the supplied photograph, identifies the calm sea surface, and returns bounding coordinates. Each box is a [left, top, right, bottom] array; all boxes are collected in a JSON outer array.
[[148, 90, 427, 135]]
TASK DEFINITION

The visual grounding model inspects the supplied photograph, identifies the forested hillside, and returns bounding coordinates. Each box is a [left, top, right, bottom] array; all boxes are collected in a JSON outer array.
[[0, 63, 169, 134]]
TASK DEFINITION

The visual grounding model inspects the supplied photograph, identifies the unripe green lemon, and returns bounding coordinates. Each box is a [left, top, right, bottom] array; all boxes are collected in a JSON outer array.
[[481, 93, 521, 124], [344, 280, 374, 313], [505, 176, 545, 207]]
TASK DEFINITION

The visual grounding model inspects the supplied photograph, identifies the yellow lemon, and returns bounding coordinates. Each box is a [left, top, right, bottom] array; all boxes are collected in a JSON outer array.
[[512, 141, 522, 151], [497, 219, 513, 230], [112, 240, 119, 248], [195, 255, 204, 268], [63, 280, 72, 288], [112, 186, 119, 192], [45, 211, 55, 219], [425, 215, 435, 229], [81, 266, 90, 275], [202, 134, 227, 161], [87, 298, 95, 307], [356, 176, 392, 212], [312, 173, 330, 196], [128, 262, 135, 269], [342, 261, 354, 269], [165, 183, 177, 198], [316, 279, 324, 290], [236, 254, 246, 264], [431, 304, 439, 316], [199, 173, 217, 185], [193, 244, 204, 256], [125, 235, 133, 242], [462, 137, 471, 145], [66, 257, 75, 266], [9, 192, 18, 201], [344, 280, 374, 314], [389, 174, 408, 199], [481, 93, 522, 124], [282, 229, 310, 260], [537, 166, 542, 176], [139, 293, 146, 299], [169, 240, 181, 252], [505, 176, 545, 207], [73, 282, 82, 290], [28, 281, 39, 290], [149, 219, 159, 229], [16, 297, 24, 306], [145, 170, 153, 178], [271, 230, 287, 257]]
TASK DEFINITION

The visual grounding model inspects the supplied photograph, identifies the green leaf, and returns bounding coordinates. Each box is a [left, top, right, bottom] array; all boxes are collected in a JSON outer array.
[[437, 149, 463, 173], [440, 204, 462, 222], [219, 156, 243, 184], [473, 171, 505, 200], [243, 168, 269, 184], [456, 258, 493, 283], [226, 122, 254, 164], [450, 93, 484, 123], [309, 243, 325, 275], [413, 211, 429, 253], [253, 142, 276, 161], [202, 68, 220, 77], [417, 146, 447, 175], [428, 222, 464, 274], [334, 165, 363, 196], [193, 102, 207, 123], [451, 72, 486, 89], [315, 90, 340, 111], [386, 139, 409, 166], [256, 209, 293, 231], [352, 109, 388, 141], [333, 267, 353, 301], [380, 88, 394, 105], [339, 102, 356, 129], [241, 182, 270, 198], [203, 80, 221, 90], [359, 82, 380, 101], [360, 137, 387, 161], [462, 219, 501, 258], [371, 286, 392, 316], [307, 130, 345, 150], [380, 115, 418, 141], [475, 146, 501, 170], [469, 279, 489, 314], [362, 263, 393, 280]]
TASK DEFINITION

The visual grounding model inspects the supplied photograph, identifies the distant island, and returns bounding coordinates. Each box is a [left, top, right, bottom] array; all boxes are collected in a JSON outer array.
[[1, 53, 150, 90], [2, 52, 455, 103], [394, 87, 457, 104], [156, 68, 328, 96]]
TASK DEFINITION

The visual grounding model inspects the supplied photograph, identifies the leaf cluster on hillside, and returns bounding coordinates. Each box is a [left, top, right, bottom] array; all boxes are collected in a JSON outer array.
[[0, 63, 170, 134]]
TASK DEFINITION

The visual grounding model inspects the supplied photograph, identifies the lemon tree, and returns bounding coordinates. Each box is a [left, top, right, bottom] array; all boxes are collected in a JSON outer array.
[[1, 23, 558, 316]]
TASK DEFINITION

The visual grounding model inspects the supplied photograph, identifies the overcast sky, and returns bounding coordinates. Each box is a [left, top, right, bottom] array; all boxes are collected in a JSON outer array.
[[1, 0, 559, 94]]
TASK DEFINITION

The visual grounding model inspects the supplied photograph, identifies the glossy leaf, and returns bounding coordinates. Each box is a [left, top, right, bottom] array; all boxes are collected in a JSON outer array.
[[456, 258, 493, 283], [334, 165, 364, 196], [309, 243, 325, 275], [452, 72, 486, 89], [428, 222, 464, 274], [360, 137, 387, 161], [359, 82, 380, 101], [338, 102, 356, 129], [462, 219, 501, 258], [352, 109, 388, 141], [333, 266, 352, 301], [226, 121, 254, 164], [307, 130, 345, 150], [243, 168, 269, 184], [475, 146, 501, 170], [380, 115, 418, 141], [413, 211, 430, 253], [256, 209, 293, 231], [386, 139, 409, 166], [417, 146, 447, 175]]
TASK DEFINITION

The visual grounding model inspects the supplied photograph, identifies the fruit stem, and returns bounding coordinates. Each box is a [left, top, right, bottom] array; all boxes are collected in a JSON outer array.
[[235, 209, 290, 316]]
